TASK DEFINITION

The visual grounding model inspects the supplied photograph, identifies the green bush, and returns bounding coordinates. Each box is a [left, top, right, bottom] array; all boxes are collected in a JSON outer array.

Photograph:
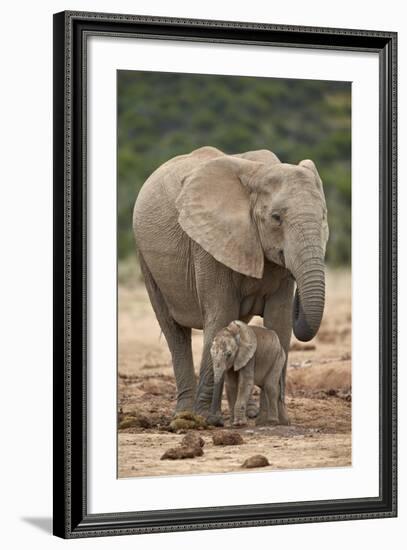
[[118, 71, 351, 266]]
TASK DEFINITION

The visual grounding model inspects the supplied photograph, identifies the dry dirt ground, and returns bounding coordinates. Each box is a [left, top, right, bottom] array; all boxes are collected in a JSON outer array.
[[118, 269, 351, 478]]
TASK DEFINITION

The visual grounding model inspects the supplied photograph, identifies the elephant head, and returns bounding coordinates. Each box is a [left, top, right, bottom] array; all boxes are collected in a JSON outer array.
[[210, 321, 257, 384], [176, 155, 329, 341]]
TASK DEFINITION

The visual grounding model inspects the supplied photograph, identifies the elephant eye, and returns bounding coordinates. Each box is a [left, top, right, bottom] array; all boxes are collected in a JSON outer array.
[[271, 212, 282, 224]]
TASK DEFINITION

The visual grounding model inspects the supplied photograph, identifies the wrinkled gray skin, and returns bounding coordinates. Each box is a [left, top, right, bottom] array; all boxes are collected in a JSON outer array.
[[133, 146, 329, 425], [211, 321, 286, 426]]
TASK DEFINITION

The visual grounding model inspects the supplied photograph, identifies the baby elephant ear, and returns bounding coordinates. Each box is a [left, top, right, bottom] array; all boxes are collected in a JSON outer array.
[[232, 321, 257, 370], [175, 156, 264, 279]]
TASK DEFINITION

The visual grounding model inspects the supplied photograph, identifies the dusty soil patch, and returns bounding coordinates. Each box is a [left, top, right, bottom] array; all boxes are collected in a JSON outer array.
[[118, 269, 351, 478]]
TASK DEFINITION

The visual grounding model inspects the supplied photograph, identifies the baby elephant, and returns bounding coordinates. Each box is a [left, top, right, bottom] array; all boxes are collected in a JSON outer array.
[[210, 320, 286, 427]]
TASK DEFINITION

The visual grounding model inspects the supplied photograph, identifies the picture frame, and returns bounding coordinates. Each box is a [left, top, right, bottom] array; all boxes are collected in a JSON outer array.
[[53, 10, 397, 538]]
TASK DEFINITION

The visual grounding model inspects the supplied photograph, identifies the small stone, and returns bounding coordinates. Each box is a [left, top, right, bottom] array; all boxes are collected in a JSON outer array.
[[212, 431, 244, 446], [242, 455, 270, 468]]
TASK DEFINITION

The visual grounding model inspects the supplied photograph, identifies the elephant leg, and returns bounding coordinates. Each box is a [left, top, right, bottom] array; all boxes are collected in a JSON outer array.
[[264, 276, 295, 425], [255, 389, 269, 426], [195, 311, 239, 419], [236, 315, 258, 417], [263, 381, 279, 425], [138, 252, 196, 412], [169, 326, 195, 413]]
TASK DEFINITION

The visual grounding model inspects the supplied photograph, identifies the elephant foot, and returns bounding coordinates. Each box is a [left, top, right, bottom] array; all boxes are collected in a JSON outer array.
[[193, 396, 212, 416], [193, 400, 224, 427], [266, 418, 280, 426], [233, 420, 247, 428], [174, 397, 194, 415], [207, 413, 224, 427], [278, 401, 291, 426]]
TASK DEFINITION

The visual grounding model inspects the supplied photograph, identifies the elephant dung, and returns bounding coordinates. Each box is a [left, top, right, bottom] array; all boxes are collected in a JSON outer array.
[[181, 432, 205, 448], [161, 445, 203, 460], [212, 431, 244, 446], [169, 411, 208, 432], [241, 455, 270, 468], [118, 413, 152, 430], [161, 431, 206, 460]]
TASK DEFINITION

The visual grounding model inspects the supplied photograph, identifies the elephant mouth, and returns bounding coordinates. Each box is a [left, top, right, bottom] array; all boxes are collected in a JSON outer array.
[[266, 248, 286, 268], [278, 250, 285, 267]]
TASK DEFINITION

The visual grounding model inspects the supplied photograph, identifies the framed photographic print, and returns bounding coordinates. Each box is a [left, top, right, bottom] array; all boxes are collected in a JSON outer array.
[[53, 11, 397, 538]]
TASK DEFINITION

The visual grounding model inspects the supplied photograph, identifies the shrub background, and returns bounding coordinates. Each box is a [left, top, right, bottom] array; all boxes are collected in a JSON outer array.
[[118, 70, 351, 266]]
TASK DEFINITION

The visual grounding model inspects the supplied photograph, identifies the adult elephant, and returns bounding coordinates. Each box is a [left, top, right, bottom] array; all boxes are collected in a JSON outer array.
[[133, 146, 329, 425]]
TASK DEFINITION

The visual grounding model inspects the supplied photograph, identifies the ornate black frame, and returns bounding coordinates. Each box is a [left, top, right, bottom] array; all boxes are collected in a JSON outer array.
[[53, 10, 397, 538]]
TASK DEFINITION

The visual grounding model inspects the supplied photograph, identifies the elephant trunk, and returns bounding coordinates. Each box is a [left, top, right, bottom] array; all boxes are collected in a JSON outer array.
[[212, 360, 226, 385], [208, 377, 225, 427], [286, 233, 326, 342]]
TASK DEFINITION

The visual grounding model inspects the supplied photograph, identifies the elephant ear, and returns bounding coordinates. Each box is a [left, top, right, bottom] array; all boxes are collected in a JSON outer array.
[[299, 159, 325, 197], [232, 321, 257, 371], [175, 156, 264, 279]]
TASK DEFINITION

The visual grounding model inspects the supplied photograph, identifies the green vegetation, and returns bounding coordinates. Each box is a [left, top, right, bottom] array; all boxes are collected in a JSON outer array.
[[118, 70, 351, 265]]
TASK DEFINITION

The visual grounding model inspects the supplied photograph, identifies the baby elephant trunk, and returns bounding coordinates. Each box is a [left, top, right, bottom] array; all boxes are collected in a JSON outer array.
[[208, 375, 225, 427], [212, 359, 226, 385], [213, 369, 223, 385]]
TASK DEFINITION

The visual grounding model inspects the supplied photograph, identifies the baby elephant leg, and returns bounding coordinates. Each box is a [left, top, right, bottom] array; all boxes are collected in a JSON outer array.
[[233, 367, 254, 427], [264, 382, 280, 425], [255, 390, 269, 426]]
